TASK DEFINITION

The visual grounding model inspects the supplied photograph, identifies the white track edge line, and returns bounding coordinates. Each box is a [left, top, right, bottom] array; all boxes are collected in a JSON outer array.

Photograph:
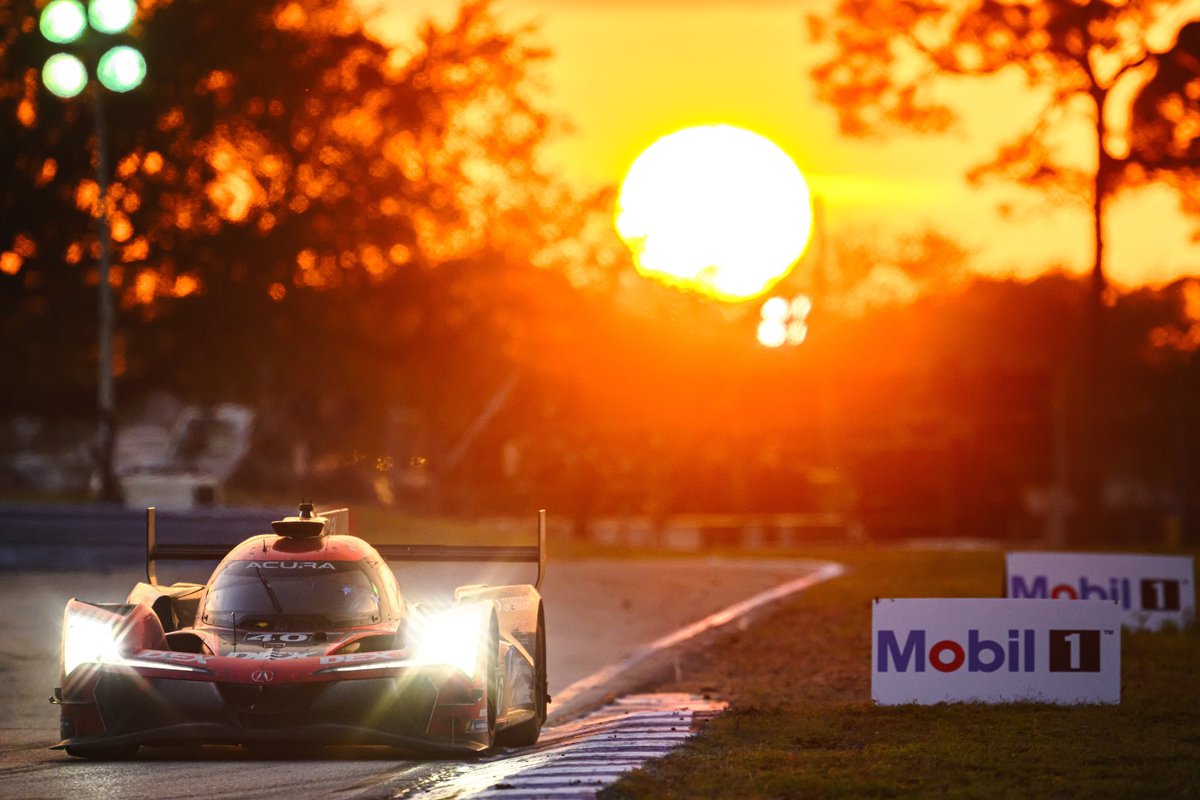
[[549, 559, 845, 710]]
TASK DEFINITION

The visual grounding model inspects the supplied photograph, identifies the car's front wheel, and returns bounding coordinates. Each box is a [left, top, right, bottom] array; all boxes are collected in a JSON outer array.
[[483, 612, 500, 748], [495, 605, 547, 748]]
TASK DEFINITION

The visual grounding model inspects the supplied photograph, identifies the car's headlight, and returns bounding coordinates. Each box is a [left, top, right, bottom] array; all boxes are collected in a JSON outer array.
[[62, 612, 122, 677], [62, 607, 211, 676], [408, 604, 490, 677]]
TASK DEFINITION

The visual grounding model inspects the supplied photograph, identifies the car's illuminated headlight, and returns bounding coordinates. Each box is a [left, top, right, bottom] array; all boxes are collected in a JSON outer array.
[[62, 612, 122, 677], [408, 604, 490, 677], [62, 609, 210, 676]]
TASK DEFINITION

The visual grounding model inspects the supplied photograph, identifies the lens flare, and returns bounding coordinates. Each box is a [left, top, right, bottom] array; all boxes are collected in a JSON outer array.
[[757, 294, 812, 347]]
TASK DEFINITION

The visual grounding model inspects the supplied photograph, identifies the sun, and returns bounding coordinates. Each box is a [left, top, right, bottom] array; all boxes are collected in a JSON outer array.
[[614, 125, 812, 303]]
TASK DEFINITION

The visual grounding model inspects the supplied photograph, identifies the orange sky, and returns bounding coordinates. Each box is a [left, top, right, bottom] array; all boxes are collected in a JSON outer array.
[[363, 0, 1200, 289]]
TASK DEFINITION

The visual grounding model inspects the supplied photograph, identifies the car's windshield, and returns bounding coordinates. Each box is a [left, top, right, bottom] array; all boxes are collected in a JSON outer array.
[[202, 560, 381, 627]]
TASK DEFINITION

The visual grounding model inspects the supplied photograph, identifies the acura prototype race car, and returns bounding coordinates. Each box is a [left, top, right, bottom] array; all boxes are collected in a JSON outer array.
[[51, 503, 549, 759]]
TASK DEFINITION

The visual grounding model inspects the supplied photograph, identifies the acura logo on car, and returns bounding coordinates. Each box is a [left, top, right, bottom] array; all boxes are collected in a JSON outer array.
[[250, 670, 275, 683]]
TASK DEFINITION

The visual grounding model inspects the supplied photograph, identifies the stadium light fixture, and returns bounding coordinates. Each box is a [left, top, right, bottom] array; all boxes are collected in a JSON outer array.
[[97, 45, 146, 92], [88, 0, 138, 35], [37, 0, 146, 501], [41, 52, 89, 98], [39, 0, 88, 45]]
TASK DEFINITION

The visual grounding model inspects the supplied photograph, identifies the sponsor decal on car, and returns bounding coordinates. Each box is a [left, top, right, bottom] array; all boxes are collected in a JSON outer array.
[[494, 596, 531, 612], [227, 651, 307, 660], [318, 651, 404, 666], [243, 632, 315, 644], [138, 650, 211, 666]]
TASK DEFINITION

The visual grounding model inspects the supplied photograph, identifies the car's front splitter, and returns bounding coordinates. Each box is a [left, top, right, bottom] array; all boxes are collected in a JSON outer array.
[[56, 668, 492, 755], [56, 721, 490, 756]]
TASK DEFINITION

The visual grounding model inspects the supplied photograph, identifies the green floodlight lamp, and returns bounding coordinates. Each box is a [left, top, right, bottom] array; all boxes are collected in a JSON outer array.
[[97, 45, 146, 92], [42, 52, 88, 98], [40, 0, 88, 44], [88, 0, 137, 35], [41, 0, 146, 97]]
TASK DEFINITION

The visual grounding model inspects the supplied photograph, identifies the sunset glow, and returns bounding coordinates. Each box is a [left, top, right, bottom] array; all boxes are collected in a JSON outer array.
[[614, 125, 812, 303], [369, 2, 1200, 286]]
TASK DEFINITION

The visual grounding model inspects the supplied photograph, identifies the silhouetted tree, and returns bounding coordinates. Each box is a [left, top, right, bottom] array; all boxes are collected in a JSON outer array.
[[1128, 20, 1200, 225], [808, 0, 1200, 538], [808, 1, 1200, 306], [1, 0, 582, 495]]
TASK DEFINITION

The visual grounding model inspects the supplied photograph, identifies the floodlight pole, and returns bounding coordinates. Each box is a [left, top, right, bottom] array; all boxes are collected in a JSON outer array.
[[92, 59, 119, 502], [40, 1, 141, 501]]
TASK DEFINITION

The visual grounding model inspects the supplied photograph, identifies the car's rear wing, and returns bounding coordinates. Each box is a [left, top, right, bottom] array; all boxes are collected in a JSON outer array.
[[146, 507, 221, 586], [372, 509, 547, 591], [146, 507, 546, 590]]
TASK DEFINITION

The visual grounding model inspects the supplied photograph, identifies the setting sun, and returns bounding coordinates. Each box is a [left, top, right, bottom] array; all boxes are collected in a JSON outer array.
[[614, 125, 812, 303]]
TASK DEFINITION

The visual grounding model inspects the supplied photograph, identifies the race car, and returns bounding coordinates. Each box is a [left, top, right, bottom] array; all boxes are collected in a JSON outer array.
[[51, 503, 549, 759]]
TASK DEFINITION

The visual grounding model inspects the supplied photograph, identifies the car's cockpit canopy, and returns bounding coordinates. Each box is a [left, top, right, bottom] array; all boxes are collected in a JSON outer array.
[[200, 559, 383, 629]]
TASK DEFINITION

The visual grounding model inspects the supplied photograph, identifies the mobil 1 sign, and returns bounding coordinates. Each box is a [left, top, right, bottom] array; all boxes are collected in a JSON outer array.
[[1006, 552, 1195, 631], [872, 598, 1120, 705]]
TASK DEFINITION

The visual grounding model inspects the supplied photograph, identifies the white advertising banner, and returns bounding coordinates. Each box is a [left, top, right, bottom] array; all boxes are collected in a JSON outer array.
[[872, 598, 1120, 705], [1005, 552, 1196, 631]]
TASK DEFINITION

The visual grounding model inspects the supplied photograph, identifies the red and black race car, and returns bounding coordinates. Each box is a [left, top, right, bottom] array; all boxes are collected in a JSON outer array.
[[52, 503, 548, 758]]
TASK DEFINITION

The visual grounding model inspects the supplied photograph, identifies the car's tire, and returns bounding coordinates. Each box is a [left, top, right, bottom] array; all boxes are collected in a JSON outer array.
[[64, 744, 139, 760], [483, 612, 500, 748], [495, 605, 546, 748]]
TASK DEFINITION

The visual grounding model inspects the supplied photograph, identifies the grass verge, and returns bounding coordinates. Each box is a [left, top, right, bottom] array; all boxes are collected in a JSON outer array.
[[601, 547, 1200, 799]]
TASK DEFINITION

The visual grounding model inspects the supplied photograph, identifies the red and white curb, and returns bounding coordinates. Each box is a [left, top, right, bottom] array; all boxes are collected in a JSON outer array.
[[397, 694, 727, 800]]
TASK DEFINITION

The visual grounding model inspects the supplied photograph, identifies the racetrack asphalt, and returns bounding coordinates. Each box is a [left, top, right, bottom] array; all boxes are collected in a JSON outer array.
[[0, 558, 835, 799]]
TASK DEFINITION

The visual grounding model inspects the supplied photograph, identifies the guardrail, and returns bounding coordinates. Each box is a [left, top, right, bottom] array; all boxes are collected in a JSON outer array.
[[0, 503, 288, 570]]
